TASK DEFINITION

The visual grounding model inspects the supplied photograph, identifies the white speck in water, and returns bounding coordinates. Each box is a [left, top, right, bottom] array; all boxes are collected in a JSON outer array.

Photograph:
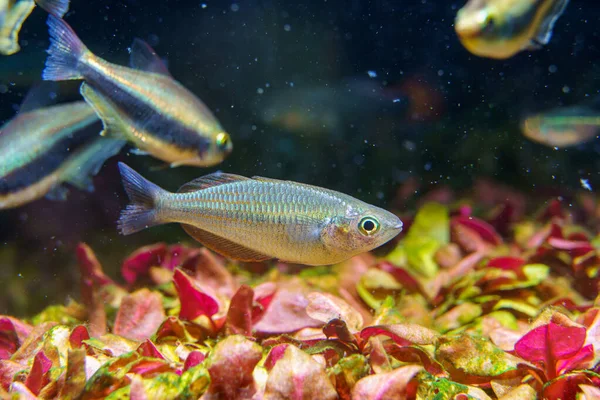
[[283, 24, 291, 31], [424, 162, 432, 171], [393, 98, 401, 103], [562, 86, 571, 94], [580, 178, 592, 191], [437, 69, 444, 77], [367, 70, 377, 78], [548, 65, 558, 73], [257, 88, 264, 94], [200, 3, 207, 8], [230, 3, 239, 11]]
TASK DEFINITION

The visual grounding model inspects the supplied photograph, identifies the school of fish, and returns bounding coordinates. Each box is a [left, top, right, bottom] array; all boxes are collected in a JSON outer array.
[[0, 0, 589, 265]]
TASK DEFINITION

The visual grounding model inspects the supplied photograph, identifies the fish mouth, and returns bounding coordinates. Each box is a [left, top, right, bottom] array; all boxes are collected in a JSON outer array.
[[394, 222, 403, 230]]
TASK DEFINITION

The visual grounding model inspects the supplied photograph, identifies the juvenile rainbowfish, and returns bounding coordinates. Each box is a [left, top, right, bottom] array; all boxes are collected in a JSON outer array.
[[43, 15, 233, 168], [522, 103, 600, 148], [117, 163, 403, 266], [0, 101, 125, 209], [0, 0, 68, 55], [455, 0, 569, 59]]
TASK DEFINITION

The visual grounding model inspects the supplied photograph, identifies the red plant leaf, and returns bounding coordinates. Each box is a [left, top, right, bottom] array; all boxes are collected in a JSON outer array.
[[24, 351, 52, 395], [514, 322, 587, 379], [204, 335, 262, 400], [183, 351, 205, 372], [136, 340, 165, 360], [264, 344, 289, 371], [378, 262, 424, 295], [537, 199, 564, 222], [69, 325, 90, 349], [487, 257, 525, 271], [547, 237, 594, 257], [128, 359, 173, 377], [323, 318, 357, 345], [360, 324, 439, 347], [453, 215, 502, 245], [263, 345, 338, 400], [184, 248, 235, 297], [555, 345, 594, 375], [77, 243, 110, 337], [0, 360, 22, 390], [351, 365, 422, 400], [226, 285, 254, 336], [252, 282, 277, 323], [542, 372, 592, 400], [0, 317, 32, 360], [122, 243, 168, 284], [173, 269, 219, 321], [386, 344, 447, 377], [113, 289, 165, 341]]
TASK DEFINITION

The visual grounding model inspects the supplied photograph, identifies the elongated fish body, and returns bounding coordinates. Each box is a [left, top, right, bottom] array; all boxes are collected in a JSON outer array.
[[522, 105, 600, 148], [42, 15, 233, 167], [0, 101, 125, 209], [455, 0, 569, 59], [118, 163, 403, 266], [0, 0, 68, 55]]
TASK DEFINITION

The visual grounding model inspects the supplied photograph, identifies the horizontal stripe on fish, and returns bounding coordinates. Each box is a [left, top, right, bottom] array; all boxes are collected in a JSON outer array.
[[78, 61, 212, 154], [0, 120, 100, 194], [0, 102, 99, 178]]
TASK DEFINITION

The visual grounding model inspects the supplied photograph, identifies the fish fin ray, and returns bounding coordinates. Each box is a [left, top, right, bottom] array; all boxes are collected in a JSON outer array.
[[129, 38, 172, 77], [43, 14, 87, 80], [61, 138, 126, 191], [18, 82, 60, 113], [35, 0, 70, 17], [181, 224, 271, 262], [177, 172, 250, 193], [117, 162, 168, 235], [532, 0, 569, 46], [80, 82, 126, 139], [45, 185, 69, 201]]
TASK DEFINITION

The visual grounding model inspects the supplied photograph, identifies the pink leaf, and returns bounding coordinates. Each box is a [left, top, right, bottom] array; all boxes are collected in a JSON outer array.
[[547, 237, 594, 257], [24, 351, 52, 395], [0, 317, 32, 360], [136, 340, 165, 360], [264, 344, 289, 371], [173, 269, 219, 321], [113, 289, 165, 341], [351, 365, 422, 400], [226, 285, 254, 336], [487, 257, 525, 271], [69, 325, 90, 349], [122, 243, 168, 284], [306, 292, 363, 331], [360, 324, 439, 347], [452, 215, 502, 245], [183, 351, 205, 371], [556, 345, 594, 375], [128, 359, 173, 377]]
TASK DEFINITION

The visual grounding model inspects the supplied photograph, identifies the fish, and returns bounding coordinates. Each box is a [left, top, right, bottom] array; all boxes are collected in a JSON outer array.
[[454, 0, 569, 59], [259, 79, 407, 137], [0, 0, 69, 55], [117, 163, 403, 266], [42, 15, 233, 168], [521, 103, 600, 148], [0, 101, 125, 209]]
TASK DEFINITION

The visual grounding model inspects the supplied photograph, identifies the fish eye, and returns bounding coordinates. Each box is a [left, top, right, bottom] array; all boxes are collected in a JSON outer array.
[[358, 217, 380, 236], [215, 132, 231, 151]]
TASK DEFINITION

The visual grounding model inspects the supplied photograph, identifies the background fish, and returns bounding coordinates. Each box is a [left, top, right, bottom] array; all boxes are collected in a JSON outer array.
[[522, 102, 600, 148], [0, 101, 124, 209], [455, 0, 569, 59], [0, 0, 68, 55], [42, 15, 233, 168], [117, 163, 402, 266]]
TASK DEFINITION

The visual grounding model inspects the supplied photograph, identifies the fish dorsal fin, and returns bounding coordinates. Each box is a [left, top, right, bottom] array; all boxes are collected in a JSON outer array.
[[19, 82, 60, 113], [531, 0, 569, 46], [177, 172, 250, 193], [181, 224, 271, 262], [129, 38, 172, 77]]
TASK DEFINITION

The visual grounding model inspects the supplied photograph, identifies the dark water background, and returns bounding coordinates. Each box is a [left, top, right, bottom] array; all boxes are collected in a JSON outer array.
[[0, 0, 599, 316]]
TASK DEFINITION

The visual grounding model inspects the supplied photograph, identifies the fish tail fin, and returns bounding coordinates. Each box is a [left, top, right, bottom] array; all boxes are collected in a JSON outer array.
[[118, 162, 168, 235], [36, 0, 70, 17], [43, 14, 88, 81]]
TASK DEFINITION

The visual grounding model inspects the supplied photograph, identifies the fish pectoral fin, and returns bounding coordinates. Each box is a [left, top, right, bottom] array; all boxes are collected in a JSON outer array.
[[80, 82, 126, 139], [0, 0, 35, 55], [181, 224, 271, 262], [525, 38, 544, 51], [129, 38, 172, 77], [532, 0, 569, 46], [177, 172, 250, 193], [45, 184, 69, 201], [61, 138, 126, 191], [129, 148, 150, 156]]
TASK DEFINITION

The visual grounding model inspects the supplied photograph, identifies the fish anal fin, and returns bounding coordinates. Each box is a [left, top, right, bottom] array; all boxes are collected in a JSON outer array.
[[61, 138, 126, 191], [181, 224, 271, 262], [45, 184, 69, 201], [177, 172, 250, 193], [80, 82, 126, 139], [129, 38, 172, 77]]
